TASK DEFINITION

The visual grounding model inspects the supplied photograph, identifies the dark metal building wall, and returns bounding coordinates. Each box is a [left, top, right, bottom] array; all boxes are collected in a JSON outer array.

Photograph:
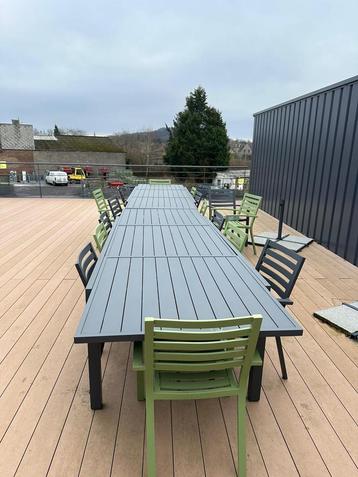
[[251, 75, 358, 265]]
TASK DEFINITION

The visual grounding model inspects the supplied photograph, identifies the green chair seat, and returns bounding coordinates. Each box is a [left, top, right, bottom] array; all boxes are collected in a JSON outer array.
[[154, 368, 239, 400], [223, 222, 248, 253]]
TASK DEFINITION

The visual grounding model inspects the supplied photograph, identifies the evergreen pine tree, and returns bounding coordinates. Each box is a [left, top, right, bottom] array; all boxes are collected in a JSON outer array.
[[54, 124, 60, 136], [164, 86, 230, 180]]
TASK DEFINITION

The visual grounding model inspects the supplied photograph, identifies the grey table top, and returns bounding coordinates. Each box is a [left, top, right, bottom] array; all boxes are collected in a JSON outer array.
[[105, 224, 238, 258], [75, 255, 302, 343], [129, 184, 193, 199], [75, 185, 302, 343], [125, 196, 197, 209], [118, 208, 210, 226]]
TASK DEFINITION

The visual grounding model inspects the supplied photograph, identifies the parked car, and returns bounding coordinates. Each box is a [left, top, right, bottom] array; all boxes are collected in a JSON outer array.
[[45, 171, 68, 185]]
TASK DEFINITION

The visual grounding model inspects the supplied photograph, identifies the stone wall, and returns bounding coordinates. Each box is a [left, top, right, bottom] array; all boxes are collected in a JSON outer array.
[[0, 121, 34, 150]]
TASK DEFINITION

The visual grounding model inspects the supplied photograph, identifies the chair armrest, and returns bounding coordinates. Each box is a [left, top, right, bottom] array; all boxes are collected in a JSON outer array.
[[278, 298, 294, 307], [132, 341, 145, 371], [212, 207, 238, 212]]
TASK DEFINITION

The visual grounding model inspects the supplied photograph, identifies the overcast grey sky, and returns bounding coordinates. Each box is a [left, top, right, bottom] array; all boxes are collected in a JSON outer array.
[[1, 0, 358, 138]]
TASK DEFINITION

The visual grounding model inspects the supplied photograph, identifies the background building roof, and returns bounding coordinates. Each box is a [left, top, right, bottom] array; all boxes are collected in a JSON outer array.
[[35, 135, 125, 153]]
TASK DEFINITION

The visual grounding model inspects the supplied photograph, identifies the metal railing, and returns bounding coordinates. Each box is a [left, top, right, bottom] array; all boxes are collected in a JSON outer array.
[[0, 162, 250, 198]]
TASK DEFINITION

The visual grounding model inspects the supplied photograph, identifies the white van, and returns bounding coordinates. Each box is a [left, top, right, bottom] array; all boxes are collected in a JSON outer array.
[[45, 171, 68, 185]]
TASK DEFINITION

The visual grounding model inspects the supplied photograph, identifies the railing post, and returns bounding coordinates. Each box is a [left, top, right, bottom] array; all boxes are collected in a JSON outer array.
[[37, 163, 43, 198]]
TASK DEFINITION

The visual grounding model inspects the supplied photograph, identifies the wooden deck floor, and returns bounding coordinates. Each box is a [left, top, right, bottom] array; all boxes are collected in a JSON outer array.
[[0, 198, 357, 477]]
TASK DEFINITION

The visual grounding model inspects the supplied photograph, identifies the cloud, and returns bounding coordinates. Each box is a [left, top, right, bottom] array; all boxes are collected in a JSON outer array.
[[1, 0, 358, 138]]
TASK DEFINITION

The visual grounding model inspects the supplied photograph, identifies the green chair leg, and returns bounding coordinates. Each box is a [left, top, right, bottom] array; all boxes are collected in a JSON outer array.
[[250, 227, 257, 255], [238, 395, 247, 477], [146, 397, 156, 477], [136, 371, 145, 401]]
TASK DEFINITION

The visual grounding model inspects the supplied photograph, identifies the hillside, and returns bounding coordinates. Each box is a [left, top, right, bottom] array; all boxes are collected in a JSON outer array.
[[112, 128, 252, 166]]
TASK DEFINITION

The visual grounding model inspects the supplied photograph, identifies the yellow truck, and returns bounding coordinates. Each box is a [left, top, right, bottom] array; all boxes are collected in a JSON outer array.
[[67, 167, 86, 183]]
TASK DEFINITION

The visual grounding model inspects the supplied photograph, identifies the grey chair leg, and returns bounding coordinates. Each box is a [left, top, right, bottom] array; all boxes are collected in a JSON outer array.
[[275, 336, 288, 379]]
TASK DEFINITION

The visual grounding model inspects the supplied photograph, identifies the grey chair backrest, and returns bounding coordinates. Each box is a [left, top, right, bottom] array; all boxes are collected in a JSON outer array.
[[118, 185, 134, 205], [211, 210, 225, 231], [108, 196, 122, 219], [75, 243, 98, 287], [196, 184, 211, 199], [194, 191, 203, 207], [209, 188, 236, 210], [255, 240, 305, 299], [99, 211, 112, 233]]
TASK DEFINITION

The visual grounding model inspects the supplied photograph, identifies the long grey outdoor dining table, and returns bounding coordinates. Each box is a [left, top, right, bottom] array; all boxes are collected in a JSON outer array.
[[75, 185, 303, 410]]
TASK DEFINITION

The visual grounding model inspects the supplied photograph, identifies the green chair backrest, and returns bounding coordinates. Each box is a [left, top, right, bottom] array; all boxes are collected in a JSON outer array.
[[223, 222, 248, 253], [144, 315, 262, 390], [148, 179, 172, 185], [93, 223, 108, 252], [190, 186, 197, 197], [199, 198, 209, 216], [238, 193, 262, 218], [92, 188, 109, 214]]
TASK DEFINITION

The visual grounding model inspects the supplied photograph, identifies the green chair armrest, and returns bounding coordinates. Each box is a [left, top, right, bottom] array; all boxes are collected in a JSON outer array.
[[212, 207, 238, 212]]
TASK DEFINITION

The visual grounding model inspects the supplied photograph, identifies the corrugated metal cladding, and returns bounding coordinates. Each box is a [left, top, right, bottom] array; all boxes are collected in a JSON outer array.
[[251, 75, 358, 265]]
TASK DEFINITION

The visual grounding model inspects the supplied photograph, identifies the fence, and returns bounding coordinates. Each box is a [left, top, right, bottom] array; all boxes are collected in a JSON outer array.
[[0, 162, 250, 199], [251, 75, 358, 265]]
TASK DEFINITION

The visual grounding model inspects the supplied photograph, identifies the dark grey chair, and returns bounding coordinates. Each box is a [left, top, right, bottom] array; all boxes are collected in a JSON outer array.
[[75, 243, 98, 287], [108, 196, 122, 219], [75, 243, 104, 354], [99, 211, 112, 233], [118, 185, 135, 206], [256, 240, 305, 379], [211, 210, 225, 231], [208, 189, 237, 219], [193, 191, 203, 208]]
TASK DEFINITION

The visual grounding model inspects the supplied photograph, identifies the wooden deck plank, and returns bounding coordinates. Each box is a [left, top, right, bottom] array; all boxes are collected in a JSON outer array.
[[78, 343, 130, 477], [0, 281, 80, 439], [0, 198, 357, 477], [265, 339, 358, 476], [220, 397, 269, 477], [196, 399, 237, 476], [171, 401, 206, 477], [0, 297, 85, 476], [110, 367, 146, 476]]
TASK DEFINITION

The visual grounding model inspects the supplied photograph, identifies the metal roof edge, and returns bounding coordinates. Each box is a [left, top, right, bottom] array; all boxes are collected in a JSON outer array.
[[253, 74, 358, 116]]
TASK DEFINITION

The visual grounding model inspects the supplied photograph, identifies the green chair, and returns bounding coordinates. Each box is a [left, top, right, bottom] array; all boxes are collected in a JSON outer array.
[[139, 315, 262, 477], [92, 188, 111, 216], [199, 198, 209, 216], [223, 222, 248, 253], [93, 223, 108, 252], [148, 179, 172, 185], [218, 193, 262, 255], [190, 186, 197, 197]]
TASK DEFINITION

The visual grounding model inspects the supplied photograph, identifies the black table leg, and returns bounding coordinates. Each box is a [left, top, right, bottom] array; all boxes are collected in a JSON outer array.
[[88, 343, 103, 410], [248, 336, 266, 401]]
